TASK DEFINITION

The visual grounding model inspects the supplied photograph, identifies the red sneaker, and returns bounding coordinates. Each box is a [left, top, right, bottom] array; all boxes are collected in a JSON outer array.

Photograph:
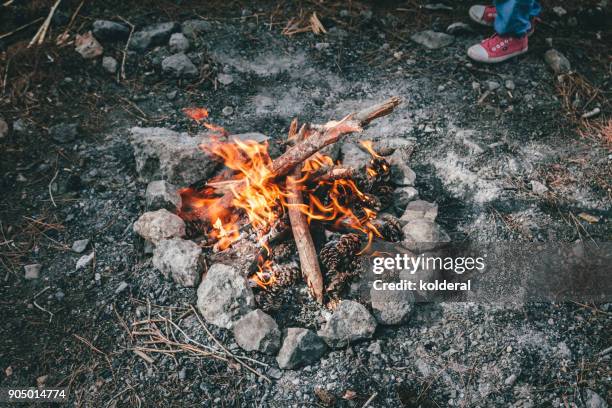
[[469, 5, 496, 26], [467, 34, 528, 63]]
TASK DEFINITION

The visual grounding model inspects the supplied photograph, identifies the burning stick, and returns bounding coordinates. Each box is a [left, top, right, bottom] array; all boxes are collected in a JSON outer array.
[[203, 97, 402, 219], [287, 160, 325, 304]]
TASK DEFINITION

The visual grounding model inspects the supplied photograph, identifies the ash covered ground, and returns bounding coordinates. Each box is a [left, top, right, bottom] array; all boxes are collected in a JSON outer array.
[[0, 1, 610, 407]]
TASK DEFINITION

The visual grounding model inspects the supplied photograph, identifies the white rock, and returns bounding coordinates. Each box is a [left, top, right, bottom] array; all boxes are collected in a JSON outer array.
[[153, 238, 202, 287], [232, 309, 281, 354], [402, 219, 450, 252], [400, 200, 438, 224], [133, 209, 185, 244], [530, 180, 548, 194], [102, 56, 118, 74], [168, 32, 190, 53], [75, 31, 103, 59], [544, 49, 571, 74], [76, 252, 95, 270], [318, 300, 377, 348], [196, 264, 255, 329], [145, 180, 182, 211], [72, 239, 90, 253], [24, 264, 42, 280], [410, 30, 454, 49], [276, 328, 327, 370], [217, 73, 234, 85]]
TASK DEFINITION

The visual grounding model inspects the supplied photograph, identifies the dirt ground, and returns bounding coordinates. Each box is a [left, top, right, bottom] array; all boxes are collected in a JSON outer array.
[[0, 1, 610, 407]]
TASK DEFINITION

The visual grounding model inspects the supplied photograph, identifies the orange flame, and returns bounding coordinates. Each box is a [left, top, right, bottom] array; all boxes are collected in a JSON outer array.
[[180, 109, 384, 287]]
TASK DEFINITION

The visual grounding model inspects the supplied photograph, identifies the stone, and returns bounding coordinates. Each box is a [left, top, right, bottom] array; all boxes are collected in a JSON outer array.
[[145, 180, 182, 211], [276, 328, 327, 370], [92, 20, 129, 41], [340, 142, 370, 170], [315, 42, 330, 50], [153, 238, 202, 287], [424, 3, 453, 10], [504, 374, 517, 386], [75, 31, 103, 59], [402, 219, 450, 252], [161, 53, 198, 78], [446, 22, 473, 35], [49, 123, 78, 143], [129, 22, 180, 52], [71, 239, 90, 253], [544, 49, 571, 74], [372, 137, 415, 156], [24, 264, 42, 280], [505, 80, 516, 90], [102, 56, 118, 74], [367, 341, 381, 354], [318, 300, 377, 348], [217, 73, 234, 85], [130, 127, 219, 185], [410, 30, 454, 49], [115, 281, 129, 294], [222, 106, 234, 116], [370, 285, 414, 325], [76, 252, 95, 270], [133, 209, 186, 243], [196, 264, 255, 329], [530, 180, 548, 194], [400, 200, 438, 224], [486, 81, 501, 91], [394, 187, 419, 213], [168, 33, 190, 53], [388, 149, 416, 186], [552, 6, 567, 17], [232, 310, 281, 354], [584, 389, 607, 408], [0, 118, 8, 139], [182, 19, 213, 38]]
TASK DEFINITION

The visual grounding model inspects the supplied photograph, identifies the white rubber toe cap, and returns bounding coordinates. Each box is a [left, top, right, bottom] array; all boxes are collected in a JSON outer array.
[[467, 44, 489, 62]]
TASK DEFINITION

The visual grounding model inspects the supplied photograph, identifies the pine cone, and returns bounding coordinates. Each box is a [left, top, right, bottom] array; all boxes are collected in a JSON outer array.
[[320, 233, 361, 274], [373, 184, 394, 211], [376, 214, 404, 242]]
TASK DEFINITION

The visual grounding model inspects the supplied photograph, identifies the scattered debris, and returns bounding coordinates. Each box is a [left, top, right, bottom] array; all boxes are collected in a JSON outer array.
[[49, 123, 78, 143], [582, 107, 601, 119], [578, 212, 600, 224], [530, 180, 549, 194], [424, 3, 453, 11], [75, 252, 95, 270], [446, 22, 474, 35], [410, 30, 454, 49], [71, 239, 90, 253], [0, 118, 8, 139], [544, 49, 571, 74], [102, 56, 118, 74], [24, 264, 42, 280], [168, 32, 190, 53], [74, 31, 103, 59]]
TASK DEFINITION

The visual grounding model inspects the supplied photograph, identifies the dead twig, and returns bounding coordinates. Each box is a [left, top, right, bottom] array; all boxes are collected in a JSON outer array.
[[190, 305, 272, 383], [28, 0, 62, 48], [0, 17, 44, 40], [117, 17, 134, 81]]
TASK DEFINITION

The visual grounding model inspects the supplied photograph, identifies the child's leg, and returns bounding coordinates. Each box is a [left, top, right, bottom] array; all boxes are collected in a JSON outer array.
[[494, 0, 540, 37]]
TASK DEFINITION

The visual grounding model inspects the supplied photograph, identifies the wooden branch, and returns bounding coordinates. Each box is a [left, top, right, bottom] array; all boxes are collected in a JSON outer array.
[[201, 97, 402, 219], [287, 166, 324, 303]]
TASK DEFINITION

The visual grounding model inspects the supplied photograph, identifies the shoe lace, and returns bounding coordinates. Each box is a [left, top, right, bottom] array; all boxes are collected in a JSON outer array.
[[482, 34, 513, 50]]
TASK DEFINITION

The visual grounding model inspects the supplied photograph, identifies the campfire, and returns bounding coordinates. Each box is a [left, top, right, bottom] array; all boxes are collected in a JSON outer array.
[[177, 97, 402, 306]]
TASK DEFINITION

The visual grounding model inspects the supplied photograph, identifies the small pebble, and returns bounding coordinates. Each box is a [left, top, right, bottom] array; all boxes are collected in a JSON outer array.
[[115, 281, 129, 294], [24, 264, 42, 280], [222, 106, 234, 116]]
